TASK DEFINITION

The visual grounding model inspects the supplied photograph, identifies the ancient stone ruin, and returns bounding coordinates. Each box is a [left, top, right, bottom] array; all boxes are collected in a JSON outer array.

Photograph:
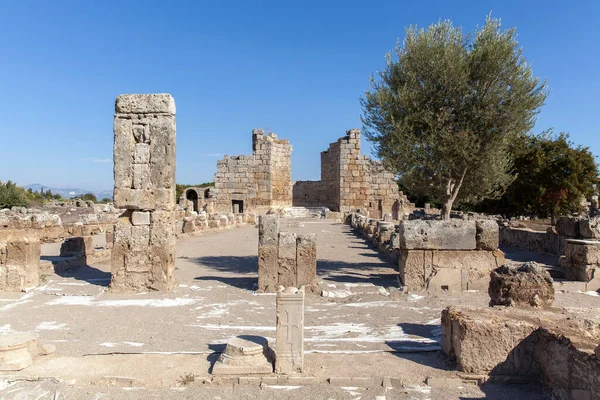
[[0, 229, 41, 292], [110, 94, 177, 292], [257, 215, 317, 293], [213, 129, 292, 214], [212, 336, 273, 375], [488, 262, 555, 307], [293, 129, 413, 217]]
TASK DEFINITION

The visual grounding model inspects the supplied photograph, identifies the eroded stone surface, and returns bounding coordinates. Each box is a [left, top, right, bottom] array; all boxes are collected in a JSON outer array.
[[275, 287, 304, 374], [0, 332, 38, 371], [488, 262, 555, 307], [212, 336, 273, 375], [399, 220, 476, 250], [110, 94, 177, 292]]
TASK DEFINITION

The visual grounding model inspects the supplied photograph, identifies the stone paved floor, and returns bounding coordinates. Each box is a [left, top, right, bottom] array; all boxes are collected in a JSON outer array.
[[2, 219, 598, 399]]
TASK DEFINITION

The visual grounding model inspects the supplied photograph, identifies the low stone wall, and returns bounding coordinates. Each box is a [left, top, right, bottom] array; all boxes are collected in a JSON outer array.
[[178, 210, 257, 235], [442, 306, 600, 400], [350, 213, 503, 291], [499, 226, 565, 256]]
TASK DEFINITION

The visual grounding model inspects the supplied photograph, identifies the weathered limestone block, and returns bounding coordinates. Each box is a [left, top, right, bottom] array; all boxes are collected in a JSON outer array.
[[562, 240, 600, 284], [296, 234, 317, 289], [579, 217, 600, 239], [276, 287, 304, 374], [399, 220, 476, 250], [278, 232, 297, 288], [475, 220, 499, 251], [441, 307, 538, 374], [60, 236, 94, 258], [556, 216, 580, 238], [488, 262, 555, 307], [115, 93, 176, 114], [212, 336, 273, 375], [0, 236, 41, 292], [258, 215, 280, 292], [399, 249, 504, 291]]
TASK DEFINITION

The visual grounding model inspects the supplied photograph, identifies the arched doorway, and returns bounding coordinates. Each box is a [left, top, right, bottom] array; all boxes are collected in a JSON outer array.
[[185, 188, 200, 213]]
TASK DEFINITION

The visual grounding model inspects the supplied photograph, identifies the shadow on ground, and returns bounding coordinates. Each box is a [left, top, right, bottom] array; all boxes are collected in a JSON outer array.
[[42, 256, 111, 286], [191, 254, 398, 288]]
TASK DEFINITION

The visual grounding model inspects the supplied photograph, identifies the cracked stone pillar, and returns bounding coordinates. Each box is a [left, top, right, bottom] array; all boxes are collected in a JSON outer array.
[[258, 215, 279, 292], [110, 94, 177, 292], [275, 286, 304, 374]]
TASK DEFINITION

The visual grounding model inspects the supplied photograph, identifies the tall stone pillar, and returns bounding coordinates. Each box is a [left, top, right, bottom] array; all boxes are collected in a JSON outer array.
[[275, 286, 304, 374], [110, 94, 177, 292]]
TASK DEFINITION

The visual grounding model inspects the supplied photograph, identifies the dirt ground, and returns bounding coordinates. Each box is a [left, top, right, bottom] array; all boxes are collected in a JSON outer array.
[[1, 219, 598, 399]]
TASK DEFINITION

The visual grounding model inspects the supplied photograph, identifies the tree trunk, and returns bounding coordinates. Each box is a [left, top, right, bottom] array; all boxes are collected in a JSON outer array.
[[441, 169, 467, 220]]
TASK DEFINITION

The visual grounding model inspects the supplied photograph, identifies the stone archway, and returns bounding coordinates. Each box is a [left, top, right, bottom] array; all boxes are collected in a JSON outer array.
[[185, 188, 200, 213]]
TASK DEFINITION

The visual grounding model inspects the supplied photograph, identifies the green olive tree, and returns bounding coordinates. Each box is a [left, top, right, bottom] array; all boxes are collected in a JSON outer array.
[[361, 16, 548, 219]]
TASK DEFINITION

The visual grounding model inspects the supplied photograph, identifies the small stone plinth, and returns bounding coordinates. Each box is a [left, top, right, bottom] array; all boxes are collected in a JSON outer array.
[[488, 262, 554, 307], [0, 332, 38, 371], [212, 336, 273, 375]]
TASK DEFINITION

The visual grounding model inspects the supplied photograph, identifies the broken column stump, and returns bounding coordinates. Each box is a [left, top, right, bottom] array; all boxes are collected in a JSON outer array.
[[110, 94, 177, 292], [488, 262, 555, 307], [275, 286, 304, 374], [257, 216, 317, 292], [212, 336, 273, 375], [0, 332, 55, 371]]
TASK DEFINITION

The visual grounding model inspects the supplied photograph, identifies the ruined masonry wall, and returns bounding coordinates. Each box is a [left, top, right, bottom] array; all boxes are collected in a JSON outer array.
[[214, 130, 292, 212], [292, 129, 411, 216], [111, 94, 177, 292]]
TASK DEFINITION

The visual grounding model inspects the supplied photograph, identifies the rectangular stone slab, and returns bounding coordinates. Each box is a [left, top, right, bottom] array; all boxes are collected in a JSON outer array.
[[399, 220, 476, 250]]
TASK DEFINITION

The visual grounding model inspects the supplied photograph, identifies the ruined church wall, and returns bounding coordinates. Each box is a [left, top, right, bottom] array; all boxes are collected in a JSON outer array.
[[337, 130, 401, 216], [292, 181, 328, 208]]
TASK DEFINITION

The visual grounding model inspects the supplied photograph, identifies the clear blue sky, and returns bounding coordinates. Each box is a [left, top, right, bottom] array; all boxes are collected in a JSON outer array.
[[1, 0, 598, 192]]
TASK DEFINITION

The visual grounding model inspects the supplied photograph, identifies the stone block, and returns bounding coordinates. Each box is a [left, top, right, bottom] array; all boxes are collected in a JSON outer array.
[[278, 232, 297, 260], [579, 217, 600, 239], [258, 245, 278, 292], [131, 211, 150, 226], [258, 215, 279, 246], [488, 262, 555, 307], [60, 236, 93, 257], [115, 93, 176, 115], [556, 217, 580, 238], [275, 287, 304, 374], [441, 307, 538, 374], [476, 220, 499, 250], [399, 220, 476, 250], [296, 234, 316, 288], [399, 249, 503, 291]]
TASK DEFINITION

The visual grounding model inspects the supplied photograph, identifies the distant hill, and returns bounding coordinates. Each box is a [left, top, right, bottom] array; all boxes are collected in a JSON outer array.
[[25, 184, 112, 200]]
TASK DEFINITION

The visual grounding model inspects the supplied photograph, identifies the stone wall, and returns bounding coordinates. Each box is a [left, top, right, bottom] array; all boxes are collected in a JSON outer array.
[[350, 213, 504, 291], [213, 130, 292, 213], [500, 227, 565, 256], [292, 129, 414, 217], [111, 93, 177, 292]]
